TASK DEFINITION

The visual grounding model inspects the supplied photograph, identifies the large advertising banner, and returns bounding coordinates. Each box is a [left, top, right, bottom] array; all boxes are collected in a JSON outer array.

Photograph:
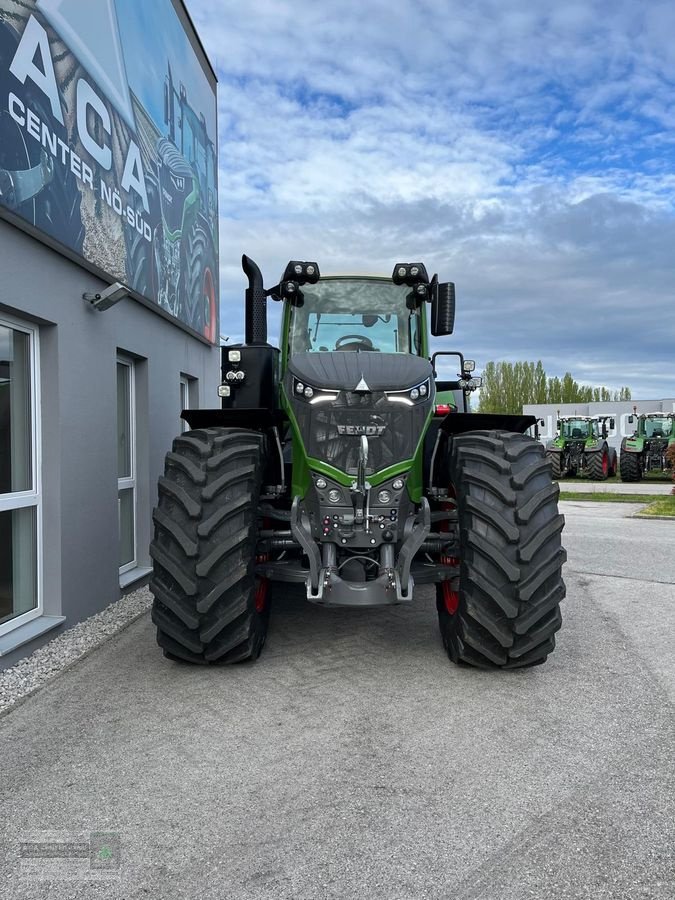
[[0, 0, 219, 342]]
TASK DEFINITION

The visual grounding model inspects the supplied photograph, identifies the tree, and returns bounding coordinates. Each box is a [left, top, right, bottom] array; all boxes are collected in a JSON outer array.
[[477, 360, 631, 414]]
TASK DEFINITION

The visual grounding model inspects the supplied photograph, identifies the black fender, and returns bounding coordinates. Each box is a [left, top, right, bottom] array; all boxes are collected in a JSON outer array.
[[439, 412, 537, 436], [182, 408, 286, 431]]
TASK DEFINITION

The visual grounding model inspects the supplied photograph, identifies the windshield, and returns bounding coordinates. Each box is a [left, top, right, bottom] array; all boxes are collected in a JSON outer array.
[[288, 277, 422, 356], [561, 419, 594, 439], [642, 417, 672, 437]]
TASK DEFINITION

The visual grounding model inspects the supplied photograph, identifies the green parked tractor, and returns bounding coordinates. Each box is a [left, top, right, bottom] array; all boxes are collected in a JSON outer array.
[[149, 257, 565, 670], [546, 415, 617, 480], [620, 413, 675, 481]]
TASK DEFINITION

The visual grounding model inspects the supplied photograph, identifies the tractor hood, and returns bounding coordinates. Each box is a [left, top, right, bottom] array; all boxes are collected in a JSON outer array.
[[287, 351, 433, 393], [284, 352, 435, 478]]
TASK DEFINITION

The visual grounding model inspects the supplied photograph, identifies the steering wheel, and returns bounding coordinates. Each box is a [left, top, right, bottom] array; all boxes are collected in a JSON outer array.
[[335, 334, 375, 351]]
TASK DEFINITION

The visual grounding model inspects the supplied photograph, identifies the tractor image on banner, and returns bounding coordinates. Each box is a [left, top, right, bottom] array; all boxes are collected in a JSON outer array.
[[620, 412, 675, 482], [149, 258, 566, 670], [546, 415, 617, 480]]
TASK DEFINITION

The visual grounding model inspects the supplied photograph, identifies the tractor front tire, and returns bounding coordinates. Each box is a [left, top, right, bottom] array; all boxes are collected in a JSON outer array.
[[150, 428, 270, 664], [587, 449, 609, 481], [547, 450, 563, 480], [620, 452, 641, 482], [437, 431, 565, 669]]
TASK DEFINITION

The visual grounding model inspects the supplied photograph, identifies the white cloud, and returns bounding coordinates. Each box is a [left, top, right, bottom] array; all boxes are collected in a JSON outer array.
[[186, 0, 675, 397]]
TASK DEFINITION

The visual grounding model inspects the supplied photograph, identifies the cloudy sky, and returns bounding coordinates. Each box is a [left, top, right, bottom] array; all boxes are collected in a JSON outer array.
[[186, 0, 675, 398]]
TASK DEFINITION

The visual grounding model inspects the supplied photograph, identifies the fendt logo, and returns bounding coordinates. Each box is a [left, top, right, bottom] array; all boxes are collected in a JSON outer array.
[[170, 173, 185, 192], [337, 423, 386, 436]]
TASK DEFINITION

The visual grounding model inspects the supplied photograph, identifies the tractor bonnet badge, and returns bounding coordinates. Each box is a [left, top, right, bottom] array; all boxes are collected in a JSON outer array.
[[337, 416, 386, 436]]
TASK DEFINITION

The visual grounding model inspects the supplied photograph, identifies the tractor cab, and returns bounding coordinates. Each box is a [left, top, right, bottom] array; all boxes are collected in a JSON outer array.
[[559, 418, 595, 442], [286, 277, 426, 357], [637, 415, 675, 440]]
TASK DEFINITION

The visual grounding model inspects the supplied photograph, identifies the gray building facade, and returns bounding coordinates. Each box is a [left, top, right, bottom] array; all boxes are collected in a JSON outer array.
[[0, 0, 220, 668]]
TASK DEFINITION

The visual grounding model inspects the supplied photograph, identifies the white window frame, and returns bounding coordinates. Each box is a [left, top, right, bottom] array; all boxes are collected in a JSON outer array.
[[117, 355, 137, 575], [0, 313, 42, 637], [180, 374, 190, 432]]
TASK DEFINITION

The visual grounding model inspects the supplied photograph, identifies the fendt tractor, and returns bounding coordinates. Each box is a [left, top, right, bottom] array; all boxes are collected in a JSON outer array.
[[149, 257, 566, 670], [546, 415, 617, 480], [620, 412, 675, 481]]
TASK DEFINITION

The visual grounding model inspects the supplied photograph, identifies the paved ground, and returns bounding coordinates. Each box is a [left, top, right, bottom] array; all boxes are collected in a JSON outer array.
[[1, 505, 674, 899]]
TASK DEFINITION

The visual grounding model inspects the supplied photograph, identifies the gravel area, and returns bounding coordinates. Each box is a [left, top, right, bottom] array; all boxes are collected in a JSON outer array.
[[0, 588, 152, 717]]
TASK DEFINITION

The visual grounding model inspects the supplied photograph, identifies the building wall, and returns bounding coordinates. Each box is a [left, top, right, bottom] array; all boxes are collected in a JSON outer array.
[[524, 399, 675, 452], [0, 219, 220, 668]]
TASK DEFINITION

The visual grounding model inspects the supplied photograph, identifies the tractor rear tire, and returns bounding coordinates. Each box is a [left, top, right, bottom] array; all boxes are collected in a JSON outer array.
[[150, 428, 270, 664], [437, 430, 565, 669], [587, 450, 609, 481], [608, 448, 618, 477], [184, 221, 217, 342], [547, 450, 563, 480], [620, 452, 641, 482]]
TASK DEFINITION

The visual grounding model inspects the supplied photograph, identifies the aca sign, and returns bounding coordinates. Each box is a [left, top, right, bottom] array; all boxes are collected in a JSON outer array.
[[0, 0, 219, 342]]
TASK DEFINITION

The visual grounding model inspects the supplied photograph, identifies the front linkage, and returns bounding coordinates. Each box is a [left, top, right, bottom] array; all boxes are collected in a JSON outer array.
[[150, 257, 566, 669]]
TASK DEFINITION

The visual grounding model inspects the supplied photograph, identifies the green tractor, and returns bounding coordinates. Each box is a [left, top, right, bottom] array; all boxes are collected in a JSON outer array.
[[620, 413, 675, 481], [546, 415, 617, 480], [149, 257, 565, 670]]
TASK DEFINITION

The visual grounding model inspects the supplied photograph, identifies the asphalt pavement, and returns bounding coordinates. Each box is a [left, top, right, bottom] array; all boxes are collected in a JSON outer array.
[[1, 504, 673, 899]]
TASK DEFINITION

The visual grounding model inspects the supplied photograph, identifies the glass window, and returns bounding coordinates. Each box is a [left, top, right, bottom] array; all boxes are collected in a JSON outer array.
[[117, 361, 131, 479], [0, 326, 32, 493], [288, 278, 422, 356], [117, 357, 136, 573], [0, 508, 37, 626], [0, 318, 40, 634]]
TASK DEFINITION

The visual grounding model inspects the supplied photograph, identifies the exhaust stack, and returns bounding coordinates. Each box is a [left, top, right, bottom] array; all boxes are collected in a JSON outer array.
[[242, 254, 267, 344]]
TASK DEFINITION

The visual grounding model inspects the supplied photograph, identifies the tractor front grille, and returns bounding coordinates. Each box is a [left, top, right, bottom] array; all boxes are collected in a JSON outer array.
[[291, 390, 429, 475]]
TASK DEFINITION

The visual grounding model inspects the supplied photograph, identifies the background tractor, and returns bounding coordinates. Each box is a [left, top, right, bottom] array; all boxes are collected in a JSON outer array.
[[149, 257, 565, 670], [546, 415, 617, 480], [620, 413, 675, 482]]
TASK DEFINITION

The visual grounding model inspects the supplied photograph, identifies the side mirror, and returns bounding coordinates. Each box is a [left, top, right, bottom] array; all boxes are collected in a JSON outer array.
[[430, 282, 455, 336], [628, 415, 634, 424], [609, 418, 615, 429]]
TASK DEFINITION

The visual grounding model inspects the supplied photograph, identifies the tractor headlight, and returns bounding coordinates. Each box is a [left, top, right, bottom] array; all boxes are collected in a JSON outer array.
[[228, 349, 241, 363], [385, 378, 432, 405], [410, 379, 430, 402], [292, 378, 337, 404]]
